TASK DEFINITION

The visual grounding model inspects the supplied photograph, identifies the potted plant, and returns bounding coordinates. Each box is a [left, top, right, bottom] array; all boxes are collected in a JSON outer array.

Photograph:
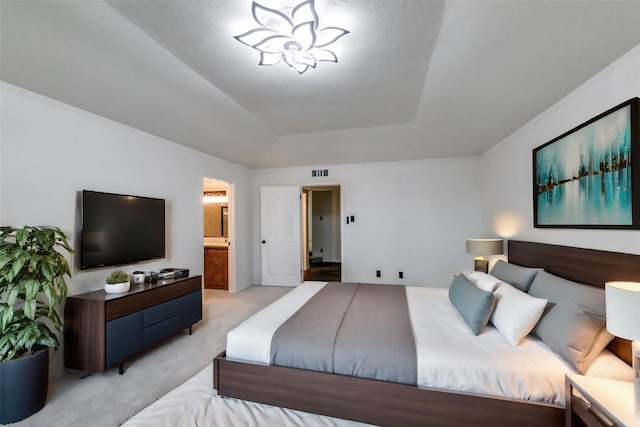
[[105, 270, 130, 294], [0, 226, 73, 424]]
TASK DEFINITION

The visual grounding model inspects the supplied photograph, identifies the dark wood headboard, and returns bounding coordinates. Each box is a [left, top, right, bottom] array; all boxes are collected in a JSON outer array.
[[507, 240, 639, 365]]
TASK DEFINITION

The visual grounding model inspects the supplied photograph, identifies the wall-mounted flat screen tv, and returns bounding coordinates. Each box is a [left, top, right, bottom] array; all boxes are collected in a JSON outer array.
[[81, 190, 165, 269]]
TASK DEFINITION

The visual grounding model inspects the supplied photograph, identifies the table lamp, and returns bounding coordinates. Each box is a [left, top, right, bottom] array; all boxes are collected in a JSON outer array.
[[466, 239, 503, 273], [605, 281, 640, 415]]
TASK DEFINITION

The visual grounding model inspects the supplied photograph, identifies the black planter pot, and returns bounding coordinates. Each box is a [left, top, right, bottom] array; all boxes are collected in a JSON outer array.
[[0, 347, 49, 424]]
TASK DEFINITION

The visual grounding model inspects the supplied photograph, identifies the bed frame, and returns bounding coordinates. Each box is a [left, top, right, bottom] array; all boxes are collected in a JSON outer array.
[[214, 240, 639, 426]]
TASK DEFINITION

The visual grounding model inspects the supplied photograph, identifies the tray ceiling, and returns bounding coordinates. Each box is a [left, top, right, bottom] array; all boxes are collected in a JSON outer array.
[[2, 1, 640, 168]]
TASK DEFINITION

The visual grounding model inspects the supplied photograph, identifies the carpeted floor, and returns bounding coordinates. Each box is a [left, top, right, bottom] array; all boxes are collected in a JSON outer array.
[[12, 285, 291, 427]]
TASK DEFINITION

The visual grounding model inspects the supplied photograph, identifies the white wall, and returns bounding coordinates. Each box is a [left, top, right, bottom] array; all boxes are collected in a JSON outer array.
[[1, 82, 257, 374], [0, 122, 2, 225], [310, 190, 340, 263], [253, 157, 483, 287], [0, 82, 255, 294], [480, 44, 640, 254]]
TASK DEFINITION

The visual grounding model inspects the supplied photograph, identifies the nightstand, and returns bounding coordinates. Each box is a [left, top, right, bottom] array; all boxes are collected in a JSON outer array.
[[565, 374, 638, 426]]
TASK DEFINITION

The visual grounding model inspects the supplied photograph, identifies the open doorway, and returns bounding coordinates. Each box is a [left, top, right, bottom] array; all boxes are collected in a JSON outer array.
[[302, 186, 341, 282], [203, 178, 232, 291]]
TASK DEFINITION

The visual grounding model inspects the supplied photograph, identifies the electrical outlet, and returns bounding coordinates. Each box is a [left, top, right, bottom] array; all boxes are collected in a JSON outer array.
[[399, 272, 404, 279], [376, 270, 381, 278]]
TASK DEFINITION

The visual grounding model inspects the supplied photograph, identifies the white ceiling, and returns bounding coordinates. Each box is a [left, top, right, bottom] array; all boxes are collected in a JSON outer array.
[[2, 1, 640, 169]]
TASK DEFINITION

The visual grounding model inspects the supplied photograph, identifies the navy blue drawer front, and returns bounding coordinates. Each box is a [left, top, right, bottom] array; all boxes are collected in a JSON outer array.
[[141, 290, 202, 348], [142, 315, 184, 347], [182, 290, 202, 325], [142, 290, 201, 328], [106, 312, 142, 367], [142, 295, 181, 328]]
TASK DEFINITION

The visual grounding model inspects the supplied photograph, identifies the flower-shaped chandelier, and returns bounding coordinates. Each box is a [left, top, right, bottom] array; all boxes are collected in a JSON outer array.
[[234, 0, 349, 74]]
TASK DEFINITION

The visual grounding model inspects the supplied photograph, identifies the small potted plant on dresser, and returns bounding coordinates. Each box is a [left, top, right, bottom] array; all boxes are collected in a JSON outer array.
[[0, 226, 73, 424], [105, 270, 130, 294]]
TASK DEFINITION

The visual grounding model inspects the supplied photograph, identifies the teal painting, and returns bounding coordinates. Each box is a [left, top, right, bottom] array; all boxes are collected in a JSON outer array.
[[534, 98, 639, 228]]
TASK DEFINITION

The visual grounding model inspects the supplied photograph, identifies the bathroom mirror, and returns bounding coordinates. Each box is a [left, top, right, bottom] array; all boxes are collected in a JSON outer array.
[[204, 203, 228, 237]]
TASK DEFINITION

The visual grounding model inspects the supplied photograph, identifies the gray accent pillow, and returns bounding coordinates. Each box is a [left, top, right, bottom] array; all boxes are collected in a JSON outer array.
[[490, 260, 542, 292], [528, 270, 613, 374], [448, 274, 496, 336]]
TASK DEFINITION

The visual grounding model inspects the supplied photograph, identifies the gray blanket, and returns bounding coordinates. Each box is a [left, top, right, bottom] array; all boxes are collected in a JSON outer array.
[[270, 282, 417, 385]]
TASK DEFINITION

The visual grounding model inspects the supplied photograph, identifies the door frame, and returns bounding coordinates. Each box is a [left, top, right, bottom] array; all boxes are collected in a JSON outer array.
[[202, 177, 235, 292], [301, 183, 344, 282]]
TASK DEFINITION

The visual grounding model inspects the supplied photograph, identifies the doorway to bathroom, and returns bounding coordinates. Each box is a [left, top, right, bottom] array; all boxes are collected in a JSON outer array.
[[203, 177, 232, 291]]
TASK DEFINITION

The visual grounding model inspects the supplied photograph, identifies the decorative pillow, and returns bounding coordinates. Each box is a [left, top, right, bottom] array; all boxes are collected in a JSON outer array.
[[528, 270, 613, 374], [463, 271, 501, 293], [490, 260, 542, 292], [490, 282, 547, 346], [448, 274, 496, 335]]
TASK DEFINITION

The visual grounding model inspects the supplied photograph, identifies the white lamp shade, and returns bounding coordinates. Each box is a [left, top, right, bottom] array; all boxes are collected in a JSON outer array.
[[605, 281, 640, 341], [466, 239, 503, 256]]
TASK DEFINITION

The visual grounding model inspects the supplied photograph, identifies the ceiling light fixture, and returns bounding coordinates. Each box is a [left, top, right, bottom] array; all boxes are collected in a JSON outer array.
[[234, 0, 349, 74], [203, 191, 228, 204]]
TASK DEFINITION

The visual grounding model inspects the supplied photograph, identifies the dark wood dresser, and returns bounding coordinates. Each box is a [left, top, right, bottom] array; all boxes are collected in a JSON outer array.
[[64, 275, 202, 374]]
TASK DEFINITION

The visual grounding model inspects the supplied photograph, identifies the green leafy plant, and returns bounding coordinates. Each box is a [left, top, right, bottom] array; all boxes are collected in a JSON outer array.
[[106, 270, 129, 284], [0, 226, 73, 361]]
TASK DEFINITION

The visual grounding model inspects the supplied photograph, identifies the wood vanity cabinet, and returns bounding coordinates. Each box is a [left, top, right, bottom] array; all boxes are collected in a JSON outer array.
[[64, 275, 202, 374], [204, 246, 228, 290]]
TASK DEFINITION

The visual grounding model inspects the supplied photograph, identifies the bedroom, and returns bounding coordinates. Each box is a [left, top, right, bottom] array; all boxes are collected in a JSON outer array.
[[1, 0, 640, 426]]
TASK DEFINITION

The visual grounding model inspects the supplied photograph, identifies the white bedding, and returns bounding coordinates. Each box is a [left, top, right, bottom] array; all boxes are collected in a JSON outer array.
[[226, 282, 632, 405], [226, 281, 326, 363]]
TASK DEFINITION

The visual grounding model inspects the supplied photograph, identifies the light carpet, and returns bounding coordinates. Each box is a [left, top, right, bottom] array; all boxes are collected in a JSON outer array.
[[11, 285, 297, 427]]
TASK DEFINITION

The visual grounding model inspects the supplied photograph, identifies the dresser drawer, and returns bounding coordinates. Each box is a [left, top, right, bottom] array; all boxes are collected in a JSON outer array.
[[142, 291, 201, 327], [142, 314, 184, 347], [106, 312, 142, 367]]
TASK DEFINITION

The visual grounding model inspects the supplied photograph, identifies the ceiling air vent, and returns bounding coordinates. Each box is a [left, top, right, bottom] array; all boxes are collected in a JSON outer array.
[[311, 169, 329, 177]]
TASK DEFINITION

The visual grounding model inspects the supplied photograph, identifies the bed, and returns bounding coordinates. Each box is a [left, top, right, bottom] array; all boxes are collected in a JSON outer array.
[[213, 240, 639, 426]]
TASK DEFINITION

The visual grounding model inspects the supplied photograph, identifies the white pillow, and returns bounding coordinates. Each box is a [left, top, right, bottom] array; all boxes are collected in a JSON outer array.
[[490, 282, 548, 346], [463, 271, 501, 293]]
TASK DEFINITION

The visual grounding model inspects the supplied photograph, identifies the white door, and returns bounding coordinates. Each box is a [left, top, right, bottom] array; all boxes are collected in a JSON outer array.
[[261, 186, 302, 286]]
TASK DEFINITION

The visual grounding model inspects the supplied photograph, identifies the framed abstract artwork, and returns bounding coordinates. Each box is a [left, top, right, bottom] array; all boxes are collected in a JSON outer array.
[[533, 97, 639, 229]]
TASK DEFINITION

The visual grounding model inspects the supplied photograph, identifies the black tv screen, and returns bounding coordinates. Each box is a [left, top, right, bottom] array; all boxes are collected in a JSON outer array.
[[81, 190, 165, 269]]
